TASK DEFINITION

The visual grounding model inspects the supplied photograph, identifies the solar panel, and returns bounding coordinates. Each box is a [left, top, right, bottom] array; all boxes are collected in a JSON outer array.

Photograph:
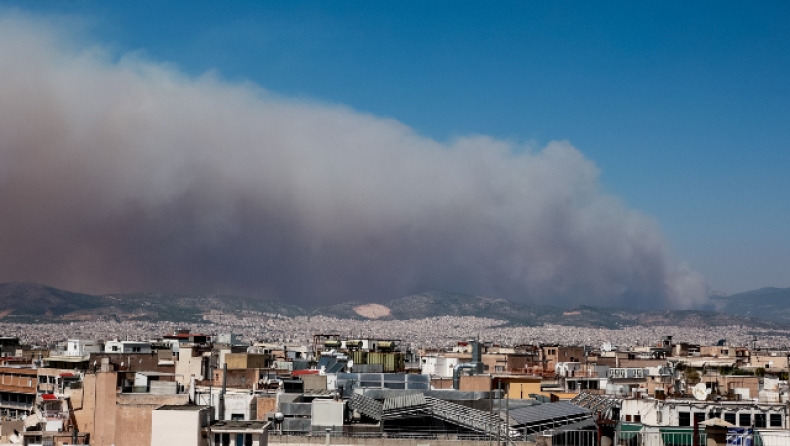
[[508, 401, 591, 426]]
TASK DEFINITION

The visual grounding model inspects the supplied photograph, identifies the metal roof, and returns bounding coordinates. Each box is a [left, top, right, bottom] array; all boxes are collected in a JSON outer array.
[[508, 401, 591, 427]]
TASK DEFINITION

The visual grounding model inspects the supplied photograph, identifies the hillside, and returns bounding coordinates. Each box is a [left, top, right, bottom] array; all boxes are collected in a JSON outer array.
[[310, 291, 783, 329], [0, 282, 787, 329], [0, 282, 303, 323], [0, 283, 104, 319], [710, 287, 790, 324]]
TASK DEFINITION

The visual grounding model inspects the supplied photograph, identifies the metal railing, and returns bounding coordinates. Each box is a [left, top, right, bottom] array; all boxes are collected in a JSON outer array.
[[547, 430, 597, 446], [616, 430, 790, 446]]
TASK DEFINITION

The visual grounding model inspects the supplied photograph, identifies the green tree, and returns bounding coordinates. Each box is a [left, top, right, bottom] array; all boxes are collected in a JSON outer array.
[[685, 368, 700, 384]]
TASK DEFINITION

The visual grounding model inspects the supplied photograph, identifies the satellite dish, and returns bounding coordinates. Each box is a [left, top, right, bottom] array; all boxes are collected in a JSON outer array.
[[693, 383, 708, 401]]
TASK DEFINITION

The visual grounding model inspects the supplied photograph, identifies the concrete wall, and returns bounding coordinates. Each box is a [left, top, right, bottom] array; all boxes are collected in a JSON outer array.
[[751, 355, 789, 369], [302, 375, 327, 391], [311, 399, 344, 428], [227, 353, 269, 370], [93, 372, 118, 446], [214, 368, 259, 389], [151, 409, 204, 446], [459, 375, 491, 392], [115, 404, 154, 446], [482, 354, 507, 373], [115, 393, 190, 446], [88, 353, 174, 374], [506, 354, 533, 371], [73, 373, 96, 435], [176, 346, 207, 385], [257, 394, 277, 420], [431, 378, 453, 389], [508, 381, 541, 399], [0, 420, 23, 443]]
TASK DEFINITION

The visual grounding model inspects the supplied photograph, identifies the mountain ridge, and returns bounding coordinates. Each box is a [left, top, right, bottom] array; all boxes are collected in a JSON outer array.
[[0, 282, 787, 329]]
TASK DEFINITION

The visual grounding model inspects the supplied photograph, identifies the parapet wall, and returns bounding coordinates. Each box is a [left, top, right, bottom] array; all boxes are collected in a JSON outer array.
[[269, 436, 535, 446]]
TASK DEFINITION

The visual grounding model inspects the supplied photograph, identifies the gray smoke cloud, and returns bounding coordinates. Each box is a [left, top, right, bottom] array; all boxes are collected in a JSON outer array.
[[0, 15, 708, 309]]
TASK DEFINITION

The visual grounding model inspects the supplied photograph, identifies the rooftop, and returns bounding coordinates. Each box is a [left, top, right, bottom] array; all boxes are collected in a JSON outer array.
[[156, 404, 210, 411], [209, 420, 269, 431]]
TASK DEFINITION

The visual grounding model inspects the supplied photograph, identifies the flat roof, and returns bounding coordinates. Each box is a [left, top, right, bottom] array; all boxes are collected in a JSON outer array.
[[157, 405, 210, 411], [44, 356, 88, 363], [209, 421, 269, 431], [137, 372, 179, 377]]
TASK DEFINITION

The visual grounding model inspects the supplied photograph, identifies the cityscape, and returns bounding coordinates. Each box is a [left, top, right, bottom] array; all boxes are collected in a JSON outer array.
[[1, 321, 790, 446], [5, 315, 790, 351], [0, 2, 789, 446]]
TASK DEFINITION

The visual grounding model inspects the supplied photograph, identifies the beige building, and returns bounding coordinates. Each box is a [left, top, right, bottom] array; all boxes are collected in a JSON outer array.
[[541, 346, 584, 370], [151, 405, 212, 446]]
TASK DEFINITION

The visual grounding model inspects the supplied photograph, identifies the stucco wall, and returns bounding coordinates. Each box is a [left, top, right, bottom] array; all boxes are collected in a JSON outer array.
[[115, 394, 190, 446], [459, 375, 491, 392], [257, 394, 277, 420], [93, 372, 118, 446], [151, 409, 200, 446]]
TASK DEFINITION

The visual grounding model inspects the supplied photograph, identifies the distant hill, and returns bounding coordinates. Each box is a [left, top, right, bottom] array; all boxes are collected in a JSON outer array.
[[388, 292, 545, 325], [313, 291, 784, 329], [0, 282, 103, 319], [710, 287, 790, 325], [0, 282, 303, 323], [0, 282, 787, 329]]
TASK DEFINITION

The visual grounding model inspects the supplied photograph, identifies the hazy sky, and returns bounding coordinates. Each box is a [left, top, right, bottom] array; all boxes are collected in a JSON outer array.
[[0, 2, 787, 306]]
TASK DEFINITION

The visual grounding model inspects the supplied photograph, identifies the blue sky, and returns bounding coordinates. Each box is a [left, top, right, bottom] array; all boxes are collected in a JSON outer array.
[[3, 1, 789, 294]]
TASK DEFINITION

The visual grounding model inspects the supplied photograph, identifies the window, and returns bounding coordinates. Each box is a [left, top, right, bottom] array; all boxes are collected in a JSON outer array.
[[724, 413, 736, 425], [625, 415, 632, 422], [221, 433, 229, 446], [755, 414, 766, 428], [694, 413, 705, 424], [231, 413, 244, 421], [679, 412, 691, 426], [245, 434, 252, 446], [739, 413, 751, 427], [634, 415, 641, 423], [770, 414, 782, 427], [112, 346, 118, 352]]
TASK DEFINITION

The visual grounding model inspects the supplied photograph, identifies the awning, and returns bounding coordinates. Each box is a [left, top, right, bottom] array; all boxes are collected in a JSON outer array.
[[41, 393, 58, 401], [660, 427, 695, 446], [618, 422, 643, 441]]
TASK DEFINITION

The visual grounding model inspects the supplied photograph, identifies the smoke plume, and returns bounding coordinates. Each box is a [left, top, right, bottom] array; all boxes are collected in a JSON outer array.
[[0, 14, 708, 309]]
